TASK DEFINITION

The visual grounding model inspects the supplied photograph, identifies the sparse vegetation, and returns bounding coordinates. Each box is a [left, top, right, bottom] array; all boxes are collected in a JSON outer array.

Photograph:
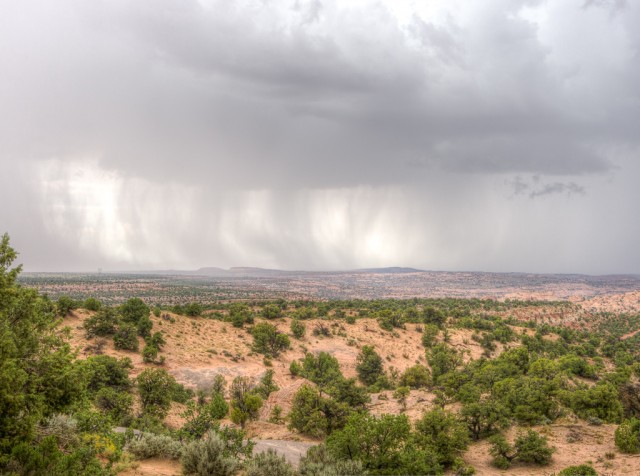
[[5, 233, 640, 475]]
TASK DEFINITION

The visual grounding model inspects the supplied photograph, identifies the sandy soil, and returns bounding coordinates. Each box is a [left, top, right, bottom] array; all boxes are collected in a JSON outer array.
[[464, 422, 640, 475]]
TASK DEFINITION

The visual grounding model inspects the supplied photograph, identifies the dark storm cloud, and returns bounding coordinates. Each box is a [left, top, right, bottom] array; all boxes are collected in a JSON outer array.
[[507, 176, 586, 198], [2, 0, 635, 188], [1, 0, 639, 273]]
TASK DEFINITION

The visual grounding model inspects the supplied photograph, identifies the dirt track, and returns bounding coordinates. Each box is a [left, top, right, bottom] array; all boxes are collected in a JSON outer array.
[[253, 439, 316, 465]]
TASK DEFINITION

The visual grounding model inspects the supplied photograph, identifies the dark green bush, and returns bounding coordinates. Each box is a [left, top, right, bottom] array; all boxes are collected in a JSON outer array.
[[558, 464, 598, 476], [81, 355, 133, 394], [56, 295, 77, 316], [113, 324, 139, 351], [142, 344, 161, 364], [252, 322, 290, 357], [489, 430, 554, 469], [83, 297, 102, 312], [94, 387, 133, 423], [229, 303, 253, 328], [356, 345, 384, 386], [290, 319, 306, 339], [261, 304, 282, 320], [119, 298, 150, 325], [137, 368, 178, 418], [399, 364, 431, 389], [84, 307, 119, 337], [185, 302, 203, 317], [288, 385, 350, 437]]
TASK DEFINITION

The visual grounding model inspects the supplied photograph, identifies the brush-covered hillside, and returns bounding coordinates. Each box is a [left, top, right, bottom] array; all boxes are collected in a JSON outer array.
[[3, 234, 640, 475]]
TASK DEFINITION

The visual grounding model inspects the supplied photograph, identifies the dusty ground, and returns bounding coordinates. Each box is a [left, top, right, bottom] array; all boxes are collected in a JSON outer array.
[[464, 421, 640, 475]]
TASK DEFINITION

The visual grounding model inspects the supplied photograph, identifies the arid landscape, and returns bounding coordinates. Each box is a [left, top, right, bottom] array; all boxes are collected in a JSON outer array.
[[20, 269, 640, 305], [42, 274, 640, 475]]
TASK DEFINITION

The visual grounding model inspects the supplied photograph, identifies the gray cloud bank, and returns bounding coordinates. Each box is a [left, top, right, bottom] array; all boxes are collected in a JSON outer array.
[[1, 0, 639, 274]]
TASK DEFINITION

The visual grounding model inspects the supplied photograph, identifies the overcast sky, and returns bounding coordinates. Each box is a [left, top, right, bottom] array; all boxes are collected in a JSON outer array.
[[1, 0, 639, 274]]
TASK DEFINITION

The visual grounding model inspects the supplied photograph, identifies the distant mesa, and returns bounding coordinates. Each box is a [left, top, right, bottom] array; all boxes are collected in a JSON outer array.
[[196, 267, 288, 277], [351, 267, 423, 274], [192, 266, 423, 277]]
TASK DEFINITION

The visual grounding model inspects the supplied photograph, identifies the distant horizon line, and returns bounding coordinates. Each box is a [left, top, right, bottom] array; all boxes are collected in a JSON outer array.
[[18, 265, 640, 279]]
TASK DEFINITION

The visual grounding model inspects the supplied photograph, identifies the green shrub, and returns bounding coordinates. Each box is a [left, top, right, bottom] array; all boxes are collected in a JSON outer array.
[[615, 418, 640, 453], [560, 382, 624, 423], [137, 315, 153, 337], [229, 303, 253, 328], [142, 344, 161, 363], [113, 324, 139, 351], [421, 324, 439, 348], [327, 377, 370, 408], [394, 386, 410, 411], [181, 431, 238, 476], [460, 401, 509, 440], [246, 449, 295, 476], [147, 331, 166, 349], [252, 322, 290, 357], [356, 345, 384, 386], [210, 374, 226, 396], [291, 319, 306, 339], [326, 413, 410, 470], [207, 393, 229, 420], [489, 430, 555, 469], [56, 295, 78, 316], [8, 436, 109, 476], [171, 381, 194, 404], [137, 368, 178, 418], [493, 375, 560, 425], [74, 409, 112, 435], [185, 302, 203, 317], [229, 377, 263, 428], [83, 297, 102, 312], [84, 307, 119, 337], [451, 457, 476, 476], [414, 408, 470, 467], [94, 387, 133, 423], [516, 429, 555, 465], [289, 360, 301, 376], [558, 464, 598, 476], [300, 352, 343, 388], [180, 391, 232, 440], [399, 364, 431, 389], [261, 304, 282, 320], [288, 385, 350, 437], [81, 355, 133, 394], [119, 298, 151, 325], [422, 307, 446, 326], [427, 344, 461, 384], [126, 432, 183, 460], [255, 369, 279, 399], [269, 405, 284, 424]]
